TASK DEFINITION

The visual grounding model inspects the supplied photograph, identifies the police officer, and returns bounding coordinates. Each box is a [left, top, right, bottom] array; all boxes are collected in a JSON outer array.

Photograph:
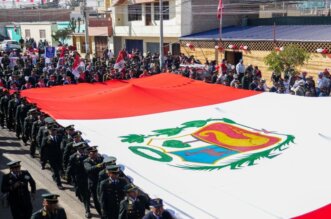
[[1, 161, 36, 219], [96, 156, 117, 199], [15, 97, 30, 139], [63, 131, 83, 171], [30, 112, 45, 158], [7, 92, 20, 131], [38, 117, 54, 169], [119, 184, 149, 219], [84, 146, 104, 216], [41, 126, 64, 190], [99, 165, 127, 219], [142, 199, 174, 219], [31, 193, 67, 219], [0, 90, 10, 128], [66, 142, 91, 218], [23, 108, 38, 146], [60, 125, 75, 166]]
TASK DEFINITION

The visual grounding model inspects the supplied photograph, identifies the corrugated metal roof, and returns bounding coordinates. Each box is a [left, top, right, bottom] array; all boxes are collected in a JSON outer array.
[[180, 25, 331, 42]]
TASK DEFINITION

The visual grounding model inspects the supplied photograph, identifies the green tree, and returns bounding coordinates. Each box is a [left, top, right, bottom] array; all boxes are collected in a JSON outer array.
[[52, 28, 73, 44], [264, 44, 310, 76], [69, 18, 77, 32]]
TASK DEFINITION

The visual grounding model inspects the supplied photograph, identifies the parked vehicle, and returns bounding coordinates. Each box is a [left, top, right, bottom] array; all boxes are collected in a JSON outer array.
[[0, 40, 21, 52]]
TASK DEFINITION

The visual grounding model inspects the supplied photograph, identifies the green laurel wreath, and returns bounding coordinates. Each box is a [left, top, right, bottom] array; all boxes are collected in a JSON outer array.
[[120, 118, 295, 171]]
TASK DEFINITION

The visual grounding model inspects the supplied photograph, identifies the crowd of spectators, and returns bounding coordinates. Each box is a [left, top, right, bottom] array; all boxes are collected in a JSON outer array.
[[0, 45, 330, 97]]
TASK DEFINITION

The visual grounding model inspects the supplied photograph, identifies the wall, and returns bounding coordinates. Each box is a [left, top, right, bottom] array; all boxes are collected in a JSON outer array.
[[20, 22, 56, 46], [180, 47, 329, 84], [180, 45, 217, 63], [118, 36, 178, 55], [0, 9, 71, 23]]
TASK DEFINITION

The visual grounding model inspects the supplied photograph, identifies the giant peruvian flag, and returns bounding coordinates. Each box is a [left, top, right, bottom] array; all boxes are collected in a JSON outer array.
[[21, 74, 331, 219]]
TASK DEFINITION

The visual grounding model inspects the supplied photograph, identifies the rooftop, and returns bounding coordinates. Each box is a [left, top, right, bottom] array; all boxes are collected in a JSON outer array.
[[180, 25, 331, 42]]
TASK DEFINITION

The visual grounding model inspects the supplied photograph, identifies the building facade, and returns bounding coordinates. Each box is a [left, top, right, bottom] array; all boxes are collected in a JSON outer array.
[[19, 22, 58, 45]]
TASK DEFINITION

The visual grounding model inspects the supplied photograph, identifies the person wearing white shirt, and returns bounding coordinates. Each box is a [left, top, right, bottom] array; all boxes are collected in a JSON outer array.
[[236, 59, 245, 81]]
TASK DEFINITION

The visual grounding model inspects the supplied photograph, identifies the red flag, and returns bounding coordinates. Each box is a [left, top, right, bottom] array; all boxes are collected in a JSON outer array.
[[72, 53, 80, 71], [114, 50, 126, 70], [217, 0, 223, 20], [60, 47, 65, 58], [30, 0, 34, 2]]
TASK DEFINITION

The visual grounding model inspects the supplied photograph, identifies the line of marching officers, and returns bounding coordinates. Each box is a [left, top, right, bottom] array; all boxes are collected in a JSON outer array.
[[0, 90, 175, 219]]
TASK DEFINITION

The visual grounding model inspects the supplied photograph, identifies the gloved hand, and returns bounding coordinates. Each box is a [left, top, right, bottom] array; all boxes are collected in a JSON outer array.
[[96, 163, 104, 168]]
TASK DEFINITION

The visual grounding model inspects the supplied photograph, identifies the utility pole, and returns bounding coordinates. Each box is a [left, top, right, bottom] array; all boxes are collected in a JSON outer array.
[[83, 0, 90, 59], [159, 0, 164, 70]]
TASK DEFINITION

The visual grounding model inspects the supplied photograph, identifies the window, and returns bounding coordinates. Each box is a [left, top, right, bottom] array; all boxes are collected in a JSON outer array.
[[39, 30, 46, 39], [97, 0, 104, 7], [145, 3, 152, 25], [25, 29, 31, 38], [154, 1, 169, 20], [128, 4, 142, 21]]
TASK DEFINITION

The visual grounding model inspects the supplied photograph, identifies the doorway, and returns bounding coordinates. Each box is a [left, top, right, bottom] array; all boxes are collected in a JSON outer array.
[[225, 51, 243, 65]]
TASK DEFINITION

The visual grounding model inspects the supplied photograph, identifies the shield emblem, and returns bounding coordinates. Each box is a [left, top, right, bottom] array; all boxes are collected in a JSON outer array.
[[148, 122, 284, 165], [122, 119, 294, 170]]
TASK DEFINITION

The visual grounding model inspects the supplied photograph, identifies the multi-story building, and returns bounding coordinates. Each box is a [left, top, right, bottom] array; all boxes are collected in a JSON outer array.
[[110, 0, 239, 55]]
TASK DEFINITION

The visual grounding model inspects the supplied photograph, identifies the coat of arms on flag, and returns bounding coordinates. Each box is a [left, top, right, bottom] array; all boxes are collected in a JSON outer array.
[[120, 118, 295, 170]]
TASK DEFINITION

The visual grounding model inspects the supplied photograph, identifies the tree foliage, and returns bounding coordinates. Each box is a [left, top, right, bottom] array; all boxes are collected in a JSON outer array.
[[52, 28, 73, 44], [264, 44, 310, 76]]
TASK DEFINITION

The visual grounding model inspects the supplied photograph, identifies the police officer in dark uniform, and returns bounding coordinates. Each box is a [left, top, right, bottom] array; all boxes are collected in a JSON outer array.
[[60, 125, 75, 167], [31, 193, 67, 219], [119, 184, 149, 219], [41, 126, 64, 190], [97, 156, 117, 199], [142, 199, 174, 219], [0, 90, 10, 128], [38, 117, 54, 169], [15, 97, 30, 139], [63, 131, 83, 171], [1, 161, 36, 219], [23, 108, 38, 146], [66, 142, 91, 218], [30, 112, 45, 158], [99, 165, 127, 219], [7, 92, 20, 131], [84, 146, 104, 216]]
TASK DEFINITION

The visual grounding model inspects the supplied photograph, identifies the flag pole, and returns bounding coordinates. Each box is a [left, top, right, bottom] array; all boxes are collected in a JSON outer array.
[[219, 6, 223, 41], [218, 0, 223, 63], [273, 22, 276, 47], [159, 0, 164, 71]]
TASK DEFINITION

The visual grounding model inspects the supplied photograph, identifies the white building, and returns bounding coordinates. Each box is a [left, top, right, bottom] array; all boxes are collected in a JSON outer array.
[[19, 22, 58, 46], [111, 0, 221, 55]]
